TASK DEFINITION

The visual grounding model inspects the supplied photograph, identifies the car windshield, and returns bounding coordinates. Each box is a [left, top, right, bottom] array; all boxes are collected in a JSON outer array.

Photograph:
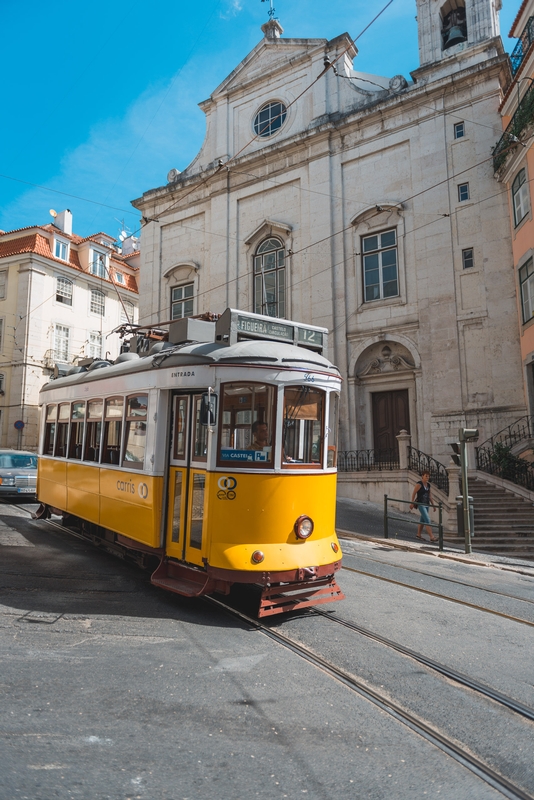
[[0, 454, 37, 469]]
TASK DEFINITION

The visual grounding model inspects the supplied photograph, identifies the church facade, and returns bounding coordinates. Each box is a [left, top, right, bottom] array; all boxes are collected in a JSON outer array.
[[133, 0, 526, 462]]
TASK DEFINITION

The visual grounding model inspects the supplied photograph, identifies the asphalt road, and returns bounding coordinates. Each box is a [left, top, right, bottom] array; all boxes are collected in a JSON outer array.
[[1, 502, 533, 799]]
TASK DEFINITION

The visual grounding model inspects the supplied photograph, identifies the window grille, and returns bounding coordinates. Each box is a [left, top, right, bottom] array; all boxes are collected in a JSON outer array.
[[362, 229, 399, 302], [253, 238, 286, 318], [520, 257, 534, 323], [56, 277, 73, 305], [90, 252, 106, 277], [458, 183, 470, 202], [90, 289, 105, 316], [171, 284, 194, 320], [54, 324, 70, 361], [88, 331, 102, 359], [120, 300, 134, 324], [513, 168, 530, 227]]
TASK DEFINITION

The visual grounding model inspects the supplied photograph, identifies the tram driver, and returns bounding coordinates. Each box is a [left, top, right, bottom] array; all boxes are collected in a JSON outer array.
[[248, 420, 270, 451]]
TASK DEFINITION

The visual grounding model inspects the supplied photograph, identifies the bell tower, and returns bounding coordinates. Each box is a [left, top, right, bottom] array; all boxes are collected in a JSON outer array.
[[416, 0, 501, 67]]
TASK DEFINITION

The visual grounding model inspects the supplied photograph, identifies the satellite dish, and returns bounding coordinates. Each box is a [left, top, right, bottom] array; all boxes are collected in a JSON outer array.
[[167, 168, 181, 183], [49, 209, 57, 218], [119, 231, 127, 242]]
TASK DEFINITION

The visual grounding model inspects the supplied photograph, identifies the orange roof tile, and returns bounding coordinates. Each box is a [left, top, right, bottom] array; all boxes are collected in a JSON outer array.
[[0, 232, 138, 294]]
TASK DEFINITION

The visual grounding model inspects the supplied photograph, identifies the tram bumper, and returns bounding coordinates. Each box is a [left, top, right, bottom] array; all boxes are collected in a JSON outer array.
[[207, 560, 344, 617]]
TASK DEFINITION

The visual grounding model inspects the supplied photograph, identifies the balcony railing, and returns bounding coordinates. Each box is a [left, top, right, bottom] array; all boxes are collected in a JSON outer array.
[[493, 78, 534, 173], [408, 447, 449, 494], [338, 449, 399, 471], [510, 17, 534, 75]]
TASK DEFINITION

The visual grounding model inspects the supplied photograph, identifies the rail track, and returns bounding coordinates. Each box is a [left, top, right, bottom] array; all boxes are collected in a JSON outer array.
[[341, 550, 534, 605], [206, 594, 534, 800], [342, 564, 534, 627], [313, 607, 534, 722]]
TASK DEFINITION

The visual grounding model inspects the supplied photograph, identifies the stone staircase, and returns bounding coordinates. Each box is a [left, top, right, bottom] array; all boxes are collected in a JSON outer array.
[[453, 476, 534, 559]]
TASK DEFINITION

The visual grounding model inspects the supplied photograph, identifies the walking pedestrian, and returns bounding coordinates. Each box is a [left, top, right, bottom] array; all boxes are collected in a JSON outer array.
[[410, 470, 436, 542]]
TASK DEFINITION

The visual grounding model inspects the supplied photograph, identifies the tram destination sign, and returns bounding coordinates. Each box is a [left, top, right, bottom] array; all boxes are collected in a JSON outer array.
[[216, 309, 327, 355], [237, 315, 293, 342]]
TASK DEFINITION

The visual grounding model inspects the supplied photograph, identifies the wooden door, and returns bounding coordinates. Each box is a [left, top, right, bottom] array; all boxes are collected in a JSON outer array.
[[372, 390, 410, 456]]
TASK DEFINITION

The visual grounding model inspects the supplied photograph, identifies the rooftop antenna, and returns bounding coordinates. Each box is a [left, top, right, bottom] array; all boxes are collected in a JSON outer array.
[[115, 218, 132, 242], [261, 0, 276, 19]]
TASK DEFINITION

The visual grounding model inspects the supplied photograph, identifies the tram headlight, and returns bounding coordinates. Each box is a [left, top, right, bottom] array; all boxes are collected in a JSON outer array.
[[294, 515, 314, 540]]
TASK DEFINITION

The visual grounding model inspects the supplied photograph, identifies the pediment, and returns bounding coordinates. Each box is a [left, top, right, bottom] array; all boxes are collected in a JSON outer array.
[[209, 37, 327, 100], [245, 219, 292, 247]]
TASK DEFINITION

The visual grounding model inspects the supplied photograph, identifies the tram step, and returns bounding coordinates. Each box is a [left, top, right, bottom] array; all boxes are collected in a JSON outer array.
[[151, 559, 216, 598], [258, 576, 345, 617]]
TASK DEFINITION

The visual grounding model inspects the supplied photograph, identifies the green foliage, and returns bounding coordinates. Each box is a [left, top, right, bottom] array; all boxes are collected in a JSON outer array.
[[490, 442, 531, 483]]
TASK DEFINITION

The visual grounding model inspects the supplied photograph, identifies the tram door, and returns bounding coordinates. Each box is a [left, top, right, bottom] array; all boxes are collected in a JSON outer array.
[[166, 393, 209, 567]]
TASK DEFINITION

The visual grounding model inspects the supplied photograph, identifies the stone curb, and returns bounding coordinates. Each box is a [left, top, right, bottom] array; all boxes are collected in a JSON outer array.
[[336, 529, 534, 579]]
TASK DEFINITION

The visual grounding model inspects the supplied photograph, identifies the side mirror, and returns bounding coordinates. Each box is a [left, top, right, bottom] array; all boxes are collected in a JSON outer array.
[[200, 391, 217, 426]]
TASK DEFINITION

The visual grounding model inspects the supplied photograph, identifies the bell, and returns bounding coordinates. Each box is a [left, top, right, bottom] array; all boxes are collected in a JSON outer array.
[[443, 25, 467, 48]]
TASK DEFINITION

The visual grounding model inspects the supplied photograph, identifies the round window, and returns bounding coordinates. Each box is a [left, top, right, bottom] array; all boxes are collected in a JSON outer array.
[[253, 101, 287, 138]]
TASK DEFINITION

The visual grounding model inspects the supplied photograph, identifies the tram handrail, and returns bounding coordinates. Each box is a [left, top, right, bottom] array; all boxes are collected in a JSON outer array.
[[383, 495, 444, 551]]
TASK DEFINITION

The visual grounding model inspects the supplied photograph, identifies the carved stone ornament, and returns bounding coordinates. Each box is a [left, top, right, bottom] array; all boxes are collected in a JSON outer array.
[[357, 343, 415, 377]]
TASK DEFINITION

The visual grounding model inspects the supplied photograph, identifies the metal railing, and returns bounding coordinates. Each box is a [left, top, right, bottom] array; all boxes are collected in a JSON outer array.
[[476, 415, 534, 451], [408, 447, 449, 494], [337, 449, 399, 472], [476, 443, 534, 491], [493, 79, 534, 172], [511, 17, 534, 75]]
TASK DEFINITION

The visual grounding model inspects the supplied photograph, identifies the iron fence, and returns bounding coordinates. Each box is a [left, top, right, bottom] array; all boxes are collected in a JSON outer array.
[[337, 449, 399, 472], [476, 415, 534, 452], [408, 447, 449, 494], [476, 445, 534, 492], [511, 17, 534, 75]]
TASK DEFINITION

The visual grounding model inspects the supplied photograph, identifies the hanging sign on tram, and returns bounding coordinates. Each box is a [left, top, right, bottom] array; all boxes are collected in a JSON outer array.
[[237, 315, 293, 341]]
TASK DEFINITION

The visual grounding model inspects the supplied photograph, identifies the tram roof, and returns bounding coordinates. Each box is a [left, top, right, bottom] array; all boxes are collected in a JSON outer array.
[[40, 338, 340, 394]]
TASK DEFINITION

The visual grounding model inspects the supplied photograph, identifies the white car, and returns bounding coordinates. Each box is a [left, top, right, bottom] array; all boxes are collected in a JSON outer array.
[[0, 450, 37, 500]]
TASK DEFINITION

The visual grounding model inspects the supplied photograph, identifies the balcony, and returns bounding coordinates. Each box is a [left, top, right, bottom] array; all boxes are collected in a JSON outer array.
[[493, 78, 534, 173], [511, 17, 534, 75]]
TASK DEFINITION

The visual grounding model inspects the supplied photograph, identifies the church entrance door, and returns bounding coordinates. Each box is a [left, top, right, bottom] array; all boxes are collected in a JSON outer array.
[[372, 390, 410, 458]]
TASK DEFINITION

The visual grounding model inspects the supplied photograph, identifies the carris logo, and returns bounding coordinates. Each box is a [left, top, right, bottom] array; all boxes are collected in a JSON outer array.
[[138, 482, 149, 500], [217, 476, 237, 491], [217, 475, 237, 500]]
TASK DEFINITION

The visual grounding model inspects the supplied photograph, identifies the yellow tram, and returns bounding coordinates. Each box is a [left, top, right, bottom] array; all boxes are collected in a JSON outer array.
[[37, 309, 344, 616]]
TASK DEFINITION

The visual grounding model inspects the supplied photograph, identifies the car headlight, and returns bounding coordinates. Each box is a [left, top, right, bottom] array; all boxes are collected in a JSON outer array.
[[0, 477, 15, 486], [294, 515, 314, 540]]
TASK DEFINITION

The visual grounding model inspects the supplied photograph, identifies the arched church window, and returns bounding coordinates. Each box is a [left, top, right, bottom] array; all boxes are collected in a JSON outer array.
[[441, 0, 467, 49], [253, 237, 286, 318]]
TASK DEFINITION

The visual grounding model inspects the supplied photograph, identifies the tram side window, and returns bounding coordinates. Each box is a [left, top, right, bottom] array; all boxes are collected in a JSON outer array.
[[218, 382, 275, 466], [44, 405, 57, 455], [327, 392, 339, 468], [173, 396, 188, 460], [123, 395, 148, 470], [283, 387, 324, 467], [102, 397, 124, 465], [68, 402, 86, 460], [55, 403, 70, 457], [84, 399, 103, 462], [192, 395, 208, 461]]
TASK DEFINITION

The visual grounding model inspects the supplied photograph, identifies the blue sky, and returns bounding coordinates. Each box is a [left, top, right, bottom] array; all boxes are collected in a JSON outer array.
[[1, 0, 518, 241]]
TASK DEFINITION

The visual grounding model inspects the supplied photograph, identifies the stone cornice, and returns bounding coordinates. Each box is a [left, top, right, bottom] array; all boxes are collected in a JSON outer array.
[[132, 54, 507, 217]]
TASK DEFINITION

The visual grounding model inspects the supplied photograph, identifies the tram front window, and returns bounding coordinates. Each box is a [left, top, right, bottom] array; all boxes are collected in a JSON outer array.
[[283, 387, 324, 467], [218, 383, 275, 466]]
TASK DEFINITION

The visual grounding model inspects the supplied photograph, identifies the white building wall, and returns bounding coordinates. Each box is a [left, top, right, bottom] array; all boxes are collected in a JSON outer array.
[[134, 14, 525, 463]]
